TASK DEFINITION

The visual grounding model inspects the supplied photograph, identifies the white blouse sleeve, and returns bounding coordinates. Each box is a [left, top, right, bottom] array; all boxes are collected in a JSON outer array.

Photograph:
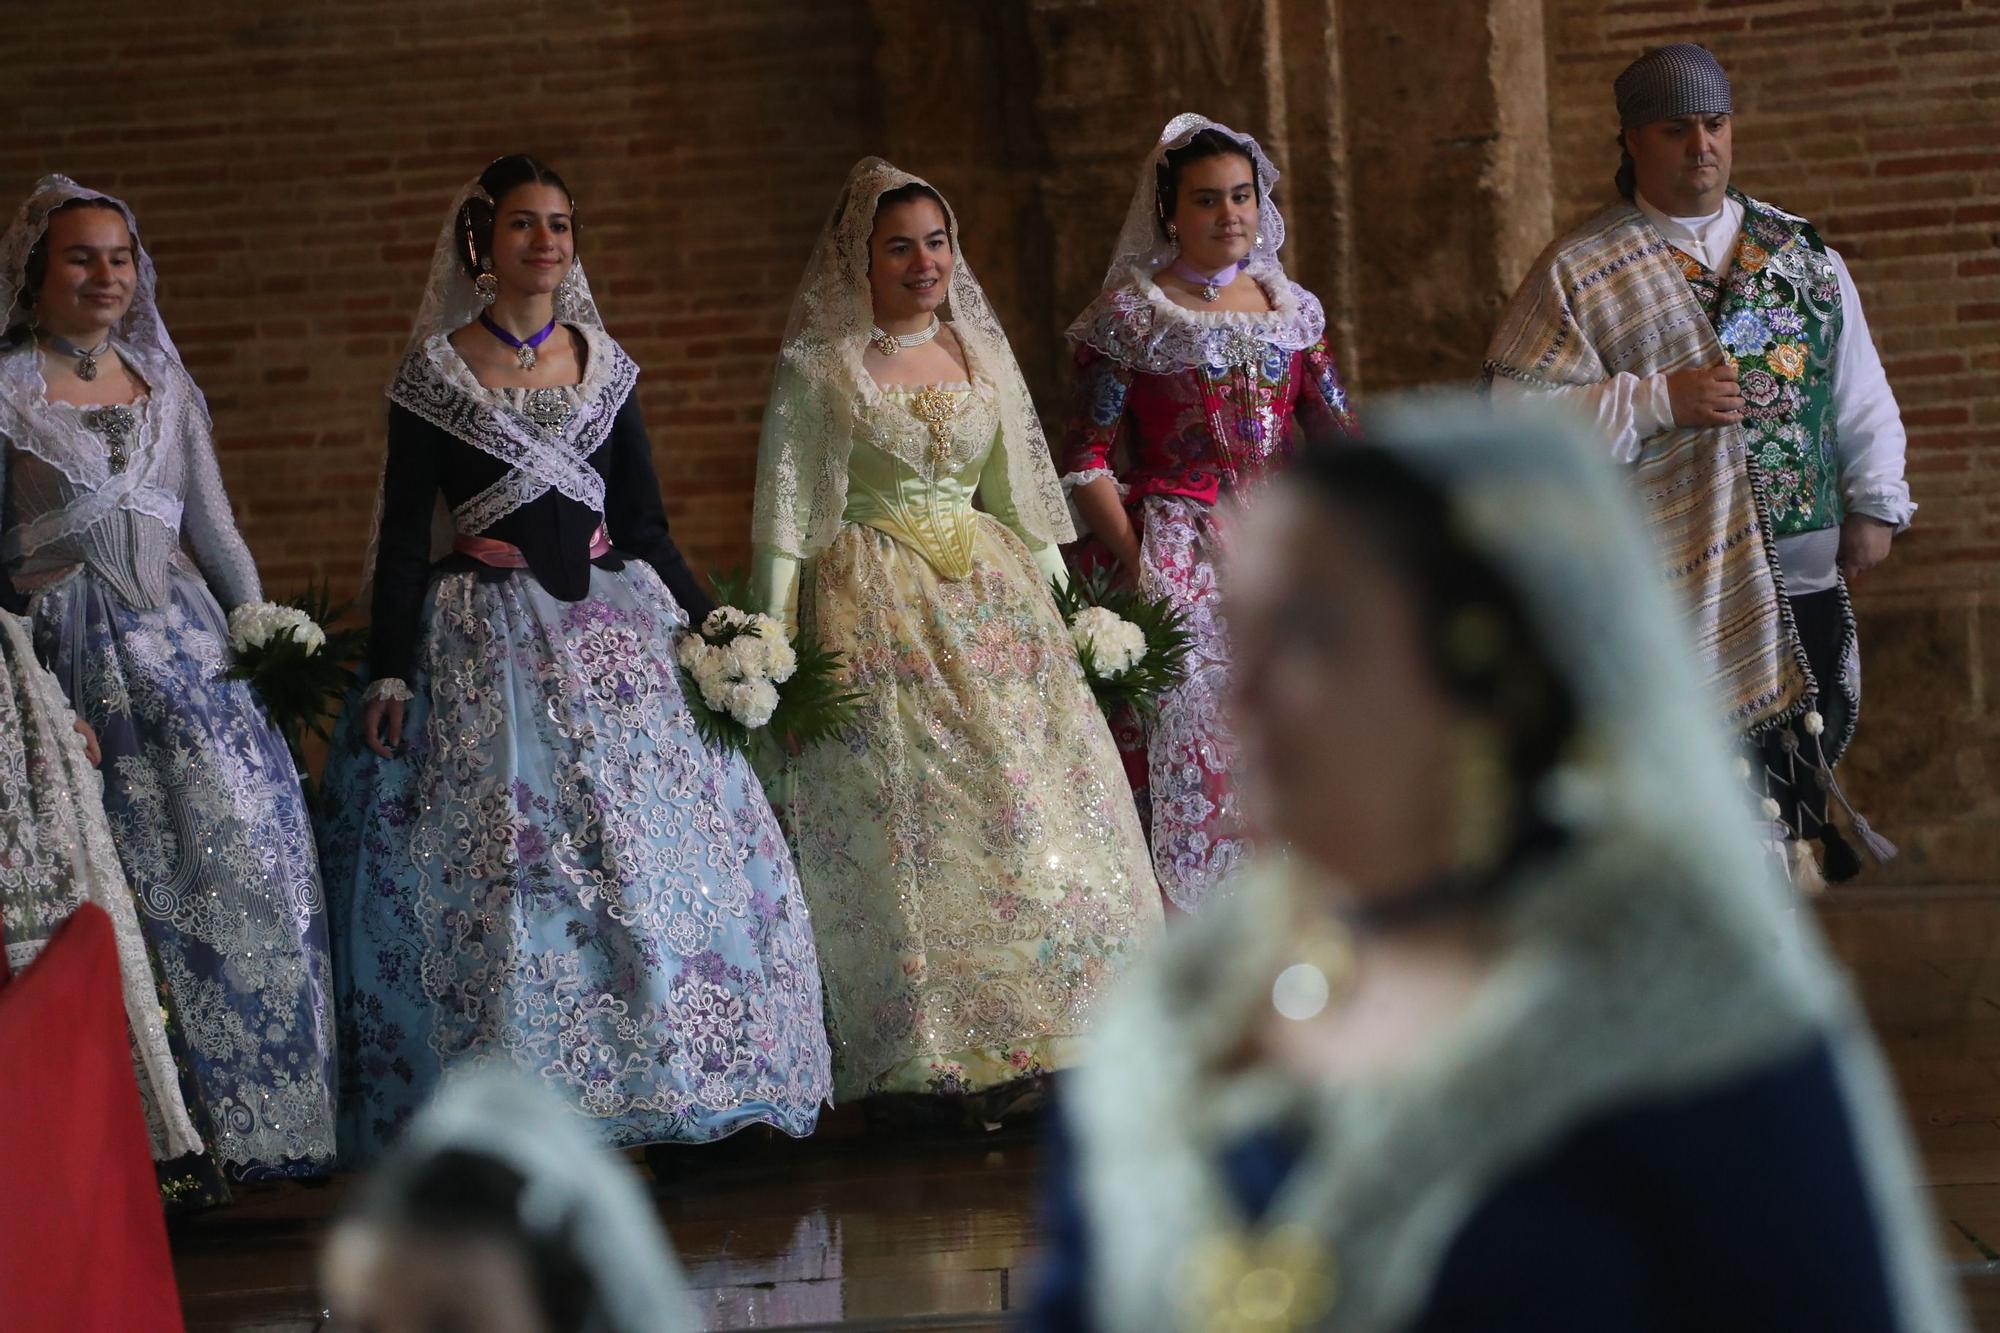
[[1489, 371, 1673, 464], [1825, 249, 1915, 530]]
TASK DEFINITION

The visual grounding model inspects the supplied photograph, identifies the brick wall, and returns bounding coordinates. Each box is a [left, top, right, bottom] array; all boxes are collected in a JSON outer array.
[[1, 1, 879, 593], [1544, 0, 2000, 881], [6, 3, 1996, 879]]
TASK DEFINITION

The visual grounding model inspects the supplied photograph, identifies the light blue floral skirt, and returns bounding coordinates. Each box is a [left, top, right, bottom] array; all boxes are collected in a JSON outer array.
[[318, 562, 831, 1162]]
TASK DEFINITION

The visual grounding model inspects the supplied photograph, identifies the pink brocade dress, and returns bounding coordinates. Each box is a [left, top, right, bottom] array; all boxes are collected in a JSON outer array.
[[1062, 273, 1355, 911]]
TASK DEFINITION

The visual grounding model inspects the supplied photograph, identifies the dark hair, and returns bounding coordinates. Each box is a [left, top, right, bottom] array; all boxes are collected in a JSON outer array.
[[1613, 129, 1638, 201], [346, 1147, 598, 1333], [1155, 128, 1261, 238], [456, 154, 577, 280], [871, 180, 954, 248], [20, 197, 129, 319], [1287, 439, 1579, 800]]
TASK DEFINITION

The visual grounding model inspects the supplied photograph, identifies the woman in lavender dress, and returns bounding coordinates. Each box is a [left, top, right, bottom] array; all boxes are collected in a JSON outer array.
[[0, 176, 335, 1180]]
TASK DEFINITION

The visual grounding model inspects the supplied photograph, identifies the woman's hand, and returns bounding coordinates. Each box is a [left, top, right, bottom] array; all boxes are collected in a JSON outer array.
[[1073, 475, 1141, 573], [73, 718, 101, 767], [363, 697, 405, 759]]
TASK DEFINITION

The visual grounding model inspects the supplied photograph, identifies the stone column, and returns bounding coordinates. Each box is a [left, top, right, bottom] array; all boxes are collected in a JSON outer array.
[[1337, 0, 1554, 388]]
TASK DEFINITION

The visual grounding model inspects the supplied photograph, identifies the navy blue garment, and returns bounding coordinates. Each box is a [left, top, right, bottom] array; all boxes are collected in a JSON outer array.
[[1031, 1036, 1904, 1330]]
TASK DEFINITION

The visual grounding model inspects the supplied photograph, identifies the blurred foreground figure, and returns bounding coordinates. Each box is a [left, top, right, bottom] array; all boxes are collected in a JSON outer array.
[[322, 1072, 695, 1333], [1033, 398, 1963, 1331]]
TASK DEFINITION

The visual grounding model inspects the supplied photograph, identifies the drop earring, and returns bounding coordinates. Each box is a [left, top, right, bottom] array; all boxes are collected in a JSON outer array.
[[474, 258, 500, 305], [1166, 222, 1179, 243]]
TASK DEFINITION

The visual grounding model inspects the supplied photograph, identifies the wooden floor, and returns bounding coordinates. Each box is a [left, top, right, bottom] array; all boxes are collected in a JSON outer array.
[[176, 888, 2000, 1330]]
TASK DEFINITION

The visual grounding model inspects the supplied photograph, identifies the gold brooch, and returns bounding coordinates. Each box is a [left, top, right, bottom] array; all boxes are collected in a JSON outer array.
[[1188, 1223, 1338, 1332], [907, 384, 963, 467]]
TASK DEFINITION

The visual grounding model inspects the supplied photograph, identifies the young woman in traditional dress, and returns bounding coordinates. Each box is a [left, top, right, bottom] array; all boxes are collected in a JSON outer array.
[[1062, 115, 1357, 912], [750, 158, 1163, 1109], [0, 176, 334, 1180], [318, 155, 831, 1160], [1035, 399, 1962, 1332]]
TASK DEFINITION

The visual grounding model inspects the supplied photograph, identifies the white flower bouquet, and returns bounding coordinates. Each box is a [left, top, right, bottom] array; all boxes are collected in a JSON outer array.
[[225, 583, 366, 783], [1052, 566, 1194, 717], [674, 587, 859, 757]]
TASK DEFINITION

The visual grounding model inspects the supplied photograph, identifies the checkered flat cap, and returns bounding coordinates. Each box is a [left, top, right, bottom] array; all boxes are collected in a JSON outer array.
[[1614, 43, 1732, 128]]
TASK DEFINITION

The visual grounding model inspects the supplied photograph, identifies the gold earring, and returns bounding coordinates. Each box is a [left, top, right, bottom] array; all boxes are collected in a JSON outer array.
[[1166, 222, 1179, 242], [1451, 719, 1512, 874], [474, 259, 500, 305]]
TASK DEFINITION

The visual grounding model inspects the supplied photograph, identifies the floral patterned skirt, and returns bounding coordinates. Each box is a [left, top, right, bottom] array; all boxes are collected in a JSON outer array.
[[1131, 495, 1246, 911], [793, 518, 1163, 1101], [29, 564, 336, 1179], [317, 562, 831, 1162]]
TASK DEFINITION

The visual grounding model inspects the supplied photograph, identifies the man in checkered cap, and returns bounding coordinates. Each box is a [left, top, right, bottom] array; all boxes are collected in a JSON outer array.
[[1485, 42, 1912, 889]]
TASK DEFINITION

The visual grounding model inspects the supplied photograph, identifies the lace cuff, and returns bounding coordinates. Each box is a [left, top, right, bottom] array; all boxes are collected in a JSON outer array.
[[1060, 468, 1126, 496], [363, 677, 414, 704]]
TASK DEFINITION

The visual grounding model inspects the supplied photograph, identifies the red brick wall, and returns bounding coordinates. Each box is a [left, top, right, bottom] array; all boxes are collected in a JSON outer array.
[[1545, 1, 2000, 881], [1, 2, 879, 594]]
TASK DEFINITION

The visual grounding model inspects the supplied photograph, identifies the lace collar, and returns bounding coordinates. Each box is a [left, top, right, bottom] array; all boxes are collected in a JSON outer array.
[[1067, 260, 1327, 374], [0, 338, 182, 490], [388, 322, 638, 533]]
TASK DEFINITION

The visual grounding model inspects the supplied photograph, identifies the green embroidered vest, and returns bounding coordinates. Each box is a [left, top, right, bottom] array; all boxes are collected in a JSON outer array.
[[1676, 191, 1845, 536]]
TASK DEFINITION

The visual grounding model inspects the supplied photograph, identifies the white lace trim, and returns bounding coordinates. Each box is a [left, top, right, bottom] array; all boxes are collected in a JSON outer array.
[[1066, 261, 1327, 374], [1059, 467, 1124, 495], [386, 324, 635, 534], [363, 677, 414, 704]]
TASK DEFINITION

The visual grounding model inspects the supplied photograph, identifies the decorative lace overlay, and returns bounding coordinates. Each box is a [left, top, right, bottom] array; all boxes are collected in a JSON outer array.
[[1066, 264, 1328, 376], [29, 567, 335, 1176], [1131, 496, 1245, 910], [788, 390, 1163, 1099], [0, 609, 202, 1159], [1, 342, 261, 612], [386, 324, 636, 534], [319, 562, 832, 1157]]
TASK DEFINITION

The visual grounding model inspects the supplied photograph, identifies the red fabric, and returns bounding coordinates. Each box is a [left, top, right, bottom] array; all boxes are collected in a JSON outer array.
[[0, 903, 184, 1333], [1061, 340, 1353, 508]]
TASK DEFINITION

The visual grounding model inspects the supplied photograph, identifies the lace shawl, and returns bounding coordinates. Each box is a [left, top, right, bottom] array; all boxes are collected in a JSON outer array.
[[386, 323, 638, 534]]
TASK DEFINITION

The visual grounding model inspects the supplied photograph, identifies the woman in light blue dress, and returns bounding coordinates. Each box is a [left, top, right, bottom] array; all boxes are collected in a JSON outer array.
[[318, 156, 831, 1161]]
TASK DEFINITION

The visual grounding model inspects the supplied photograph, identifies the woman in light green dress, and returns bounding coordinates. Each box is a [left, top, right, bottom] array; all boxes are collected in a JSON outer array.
[[751, 159, 1163, 1103]]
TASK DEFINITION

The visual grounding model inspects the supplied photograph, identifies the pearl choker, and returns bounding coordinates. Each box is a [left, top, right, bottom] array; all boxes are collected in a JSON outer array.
[[869, 316, 940, 357]]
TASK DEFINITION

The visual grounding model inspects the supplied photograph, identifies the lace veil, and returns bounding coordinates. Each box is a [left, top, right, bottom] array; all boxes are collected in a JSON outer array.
[[362, 1071, 694, 1332], [0, 174, 187, 391], [1067, 115, 1326, 372], [1097, 112, 1290, 291], [751, 157, 1072, 563]]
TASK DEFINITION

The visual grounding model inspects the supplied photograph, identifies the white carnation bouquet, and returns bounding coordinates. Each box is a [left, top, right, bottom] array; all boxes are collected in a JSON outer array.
[[674, 581, 859, 757], [224, 583, 366, 790], [675, 607, 797, 732], [1052, 566, 1193, 717]]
